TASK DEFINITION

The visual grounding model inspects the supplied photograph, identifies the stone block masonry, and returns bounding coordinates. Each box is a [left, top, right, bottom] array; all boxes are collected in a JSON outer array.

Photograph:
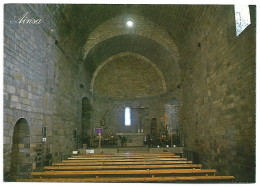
[[180, 6, 255, 182], [3, 4, 90, 180]]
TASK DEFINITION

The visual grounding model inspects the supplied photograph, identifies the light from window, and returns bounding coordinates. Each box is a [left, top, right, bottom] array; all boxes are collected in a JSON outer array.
[[125, 107, 131, 126], [235, 5, 251, 36]]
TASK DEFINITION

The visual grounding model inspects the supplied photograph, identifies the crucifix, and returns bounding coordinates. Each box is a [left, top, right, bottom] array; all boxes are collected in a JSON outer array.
[[160, 113, 170, 130]]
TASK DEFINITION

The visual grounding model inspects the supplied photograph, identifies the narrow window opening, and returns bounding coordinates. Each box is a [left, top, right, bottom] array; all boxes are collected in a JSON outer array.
[[74, 128, 77, 139], [42, 126, 47, 138], [125, 107, 131, 126], [235, 5, 251, 36]]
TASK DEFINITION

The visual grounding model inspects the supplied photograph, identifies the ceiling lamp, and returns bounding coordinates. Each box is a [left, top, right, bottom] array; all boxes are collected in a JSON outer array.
[[126, 20, 133, 27]]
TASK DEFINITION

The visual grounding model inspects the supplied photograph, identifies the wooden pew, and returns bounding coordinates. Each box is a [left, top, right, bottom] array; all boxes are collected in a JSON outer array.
[[72, 155, 180, 158], [31, 169, 217, 178], [52, 160, 193, 166], [21, 152, 235, 183], [75, 152, 176, 156], [65, 158, 187, 162], [18, 176, 235, 182], [44, 164, 202, 171], [74, 153, 178, 157]]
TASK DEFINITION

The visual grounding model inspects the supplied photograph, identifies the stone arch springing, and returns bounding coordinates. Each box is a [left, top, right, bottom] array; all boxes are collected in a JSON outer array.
[[10, 118, 31, 181], [82, 97, 92, 139]]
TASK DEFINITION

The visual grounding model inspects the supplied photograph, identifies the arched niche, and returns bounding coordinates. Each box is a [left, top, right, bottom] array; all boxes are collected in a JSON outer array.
[[10, 118, 31, 180]]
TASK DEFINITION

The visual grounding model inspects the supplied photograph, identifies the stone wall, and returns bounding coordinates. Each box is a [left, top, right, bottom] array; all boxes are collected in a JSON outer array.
[[3, 4, 90, 180], [4, 4, 56, 180], [90, 92, 181, 137], [179, 6, 256, 182]]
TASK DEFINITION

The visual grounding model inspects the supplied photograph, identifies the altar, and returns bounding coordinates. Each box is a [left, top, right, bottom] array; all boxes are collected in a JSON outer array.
[[116, 133, 144, 147]]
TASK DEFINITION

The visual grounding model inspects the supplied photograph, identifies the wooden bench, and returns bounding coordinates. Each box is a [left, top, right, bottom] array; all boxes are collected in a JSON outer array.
[[52, 160, 193, 166], [18, 176, 235, 182], [76, 152, 175, 156], [72, 155, 180, 158], [31, 169, 216, 178], [44, 164, 202, 171], [65, 158, 187, 162], [21, 152, 235, 183], [74, 153, 178, 157]]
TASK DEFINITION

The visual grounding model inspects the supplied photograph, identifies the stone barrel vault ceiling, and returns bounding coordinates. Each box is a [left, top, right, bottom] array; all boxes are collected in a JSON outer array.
[[82, 14, 179, 60], [76, 12, 182, 98], [56, 4, 215, 98]]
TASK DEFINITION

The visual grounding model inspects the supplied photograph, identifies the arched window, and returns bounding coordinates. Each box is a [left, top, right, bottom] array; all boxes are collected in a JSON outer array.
[[235, 5, 251, 36], [125, 107, 131, 126]]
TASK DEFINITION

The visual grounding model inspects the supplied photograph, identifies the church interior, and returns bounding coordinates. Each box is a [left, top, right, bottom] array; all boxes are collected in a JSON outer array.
[[3, 4, 256, 183]]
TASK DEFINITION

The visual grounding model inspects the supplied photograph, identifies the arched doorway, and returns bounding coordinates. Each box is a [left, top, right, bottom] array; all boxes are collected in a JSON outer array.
[[82, 97, 92, 139], [10, 118, 31, 180]]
